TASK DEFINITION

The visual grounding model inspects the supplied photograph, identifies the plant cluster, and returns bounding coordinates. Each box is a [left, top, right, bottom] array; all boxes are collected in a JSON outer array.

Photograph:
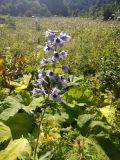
[[0, 17, 120, 160]]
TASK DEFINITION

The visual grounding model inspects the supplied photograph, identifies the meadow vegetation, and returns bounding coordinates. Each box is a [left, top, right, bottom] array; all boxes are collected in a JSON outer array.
[[0, 16, 120, 160]]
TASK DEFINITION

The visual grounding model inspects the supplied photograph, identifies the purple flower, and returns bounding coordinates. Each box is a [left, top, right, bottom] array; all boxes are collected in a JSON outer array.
[[32, 30, 70, 101], [58, 75, 67, 88], [52, 87, 60, 94], [59, 50, 67, 59], [54, 37, 64, 47], [38, 71, 46, 79], [52, 51, 60, 62], [59, 32, 71, 41], [47, 71, 56, 80], [37, 78, 48, 85], [45, 29, 55, 43], [43, 45, 51, 54], [51, 87, 61, 101], [40, 58, 48, 66], [47, 57, 54, 64], [62, 65, 69, 73], [32, 88, 45, 95]]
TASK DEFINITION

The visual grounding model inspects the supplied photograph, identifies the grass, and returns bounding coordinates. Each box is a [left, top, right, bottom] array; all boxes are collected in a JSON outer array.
[[0, 16, 120, 160], [0, 17, 119, 75]]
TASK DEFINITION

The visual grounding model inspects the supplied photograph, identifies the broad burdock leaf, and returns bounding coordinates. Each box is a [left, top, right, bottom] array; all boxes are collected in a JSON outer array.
[[77, 114, 94, 128], [26, 97, 44, 111], [5, 112, 36, 139], [65, 87, 97, 105], [99, 105, 116, 125], [0, 96, 24, 121], [0, 122, 12, 144], [89, 121, 111, 131], [0, 138, 32, 160]]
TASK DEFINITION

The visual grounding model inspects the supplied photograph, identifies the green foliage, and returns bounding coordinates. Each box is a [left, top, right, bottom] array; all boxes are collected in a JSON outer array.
[[99, 52, 120, 98], [0, 138, 32, 160], [0, 96, 24, 121], [0, 0, 51, 17], [0, 17, 120, 159], [77, 114, 94, 128], [0, 0, 119, 17], [5, 112, 36, 139], [39, 151, 52, 160], [65, 136, 110, 160], [0, 122, 12, 144], [7, 74, 32, 93], [0, 88, 10, 101]]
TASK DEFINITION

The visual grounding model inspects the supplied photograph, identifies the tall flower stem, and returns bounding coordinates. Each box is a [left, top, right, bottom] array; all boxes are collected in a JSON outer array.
[[32, 30, 70, 159], [33, 98, 49, 160]]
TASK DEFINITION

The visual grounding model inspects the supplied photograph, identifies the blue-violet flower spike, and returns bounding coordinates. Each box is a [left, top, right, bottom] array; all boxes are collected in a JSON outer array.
[[62, 65, 69, 73], [59, 50, 67, 59], [51, 87, 61, 101], [54, 37, 64, 47], [40, 58, 48, 66], [45, 29, 55, 43], [38, 71, 46, 79], [43, 45, 51, 54], [47, 71, 56, 80], [52, 51, 60, 62], [59, 32, 71, 41], [32, 88, 44, 95]]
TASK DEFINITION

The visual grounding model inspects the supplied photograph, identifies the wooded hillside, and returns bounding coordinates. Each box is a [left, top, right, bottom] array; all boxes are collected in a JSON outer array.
[[0, 0, 119, 17]]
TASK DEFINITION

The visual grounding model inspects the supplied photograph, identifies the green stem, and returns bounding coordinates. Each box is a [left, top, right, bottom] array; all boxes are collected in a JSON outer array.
[[33, 105, 47, 160]]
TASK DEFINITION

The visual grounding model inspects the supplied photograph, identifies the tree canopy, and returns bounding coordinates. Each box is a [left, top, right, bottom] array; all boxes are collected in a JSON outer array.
[[0, 0, 119, 17]]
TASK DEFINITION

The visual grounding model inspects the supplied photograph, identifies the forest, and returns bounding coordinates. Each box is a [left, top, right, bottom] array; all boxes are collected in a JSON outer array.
[[0, 0, 119, 17]]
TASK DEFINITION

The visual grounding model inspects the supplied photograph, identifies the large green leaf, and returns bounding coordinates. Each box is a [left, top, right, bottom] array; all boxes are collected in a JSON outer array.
[[5, 112, 36, 139], [65, 87, 97, 105], [89, 121, 111, 131], [0, 122, 12, 144], [99, 105, 116, 125], [0, 96, 24, 121], [77, 114, 94, 128], [66, 88, 83, 100], [21, 97, 44, 115], [28, 97, 44, 111], [0, 138, 32, 160]]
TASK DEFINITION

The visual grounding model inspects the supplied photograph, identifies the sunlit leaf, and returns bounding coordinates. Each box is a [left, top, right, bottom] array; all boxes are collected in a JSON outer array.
[[77, 114, 94, 128], [89, 121, 111, 131], [0, 138, 32, 160], [0, 96, 24, 121], [99, 105, 116, 125], [54, 68, 63, 75], [7, 74, 32, 93], [0, 56, 5, 64], [0, 55, 5, 75], [5, 112, 36, 139], [0, 122, 12, 144], [28, 97, 44, 111]]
